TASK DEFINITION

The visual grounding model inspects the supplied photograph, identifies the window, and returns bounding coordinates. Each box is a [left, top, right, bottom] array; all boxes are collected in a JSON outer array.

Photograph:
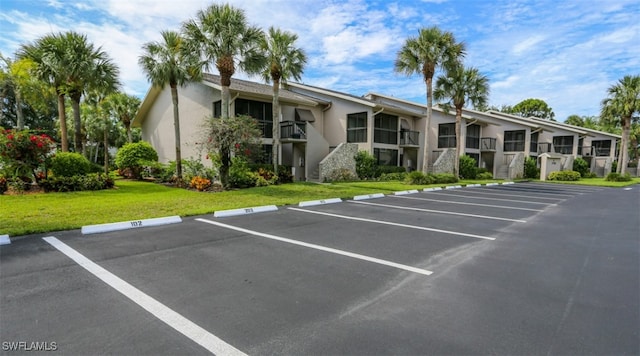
[[347, 112, 367, 143], [374, 113, 398, 144], [530, 132, 539, 154], [504, 130, 525, 152], [592, 140, 611, 156], [438, 123, 456, 148], [374, 148, 398, 166], [553, 135, 574, 154], [235, 98, 273, 138], [212, 100, 221, 118], [466, 124, 480, 149]]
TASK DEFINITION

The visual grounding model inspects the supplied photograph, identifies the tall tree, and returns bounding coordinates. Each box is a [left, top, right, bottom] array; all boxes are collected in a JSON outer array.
[[182, 3, 264, 119], [434, 65, 490, 177], [508, 98, 555, 120], [0, 55, 37, 130], [104, 92, 140, 144], [601, 75, 640, 174], [259, 26, 307, 176], [20, 32, 119, 153], [395, 26, 465, 173], [139, 30, 202, 181]]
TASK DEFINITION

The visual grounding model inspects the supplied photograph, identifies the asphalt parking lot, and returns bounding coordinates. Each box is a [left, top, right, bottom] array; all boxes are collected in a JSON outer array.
[[1, 182, 639, 355]]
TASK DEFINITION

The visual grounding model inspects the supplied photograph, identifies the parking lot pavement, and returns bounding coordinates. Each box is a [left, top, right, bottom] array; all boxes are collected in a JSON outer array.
[[1, 183, 638, 355]]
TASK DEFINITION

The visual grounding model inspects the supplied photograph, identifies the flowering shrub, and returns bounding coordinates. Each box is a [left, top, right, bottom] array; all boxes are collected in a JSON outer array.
[[190, 176, 212, 191], [0, 129, 54, 183]]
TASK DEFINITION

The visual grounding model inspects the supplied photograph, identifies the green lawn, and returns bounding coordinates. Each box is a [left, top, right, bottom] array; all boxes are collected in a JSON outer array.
[[1, 178, 638, 237]]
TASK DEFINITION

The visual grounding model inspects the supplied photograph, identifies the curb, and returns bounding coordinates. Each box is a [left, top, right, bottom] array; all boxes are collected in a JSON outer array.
[[299, 198, 342, 207], [353, 193, 385, 201], [82, 216, 183, 235], [214, 205, 278, 218], [0, 234, 10, 245]]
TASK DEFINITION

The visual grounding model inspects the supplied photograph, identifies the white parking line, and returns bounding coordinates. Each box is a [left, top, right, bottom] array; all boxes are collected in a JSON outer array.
[[196, 218, 433, 275], [477, 186, 576, 197], [418, 191, 558, 205], [348, 200, 526, 223], [42, 236, 246, 356], [441, 189, 566, 200], [391, 195, 543, 212], [287, 208, 496, 241]]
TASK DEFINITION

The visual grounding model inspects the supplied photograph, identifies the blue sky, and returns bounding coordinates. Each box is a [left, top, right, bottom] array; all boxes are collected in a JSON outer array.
[[1, 0, 638, 121]]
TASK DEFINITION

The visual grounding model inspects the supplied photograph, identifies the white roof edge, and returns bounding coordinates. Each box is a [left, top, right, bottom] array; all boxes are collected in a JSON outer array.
[[287, 82, 376, 107]]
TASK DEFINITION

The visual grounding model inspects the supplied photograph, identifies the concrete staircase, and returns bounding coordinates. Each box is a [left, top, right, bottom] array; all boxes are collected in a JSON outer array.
[[496, 165, 509, 179]]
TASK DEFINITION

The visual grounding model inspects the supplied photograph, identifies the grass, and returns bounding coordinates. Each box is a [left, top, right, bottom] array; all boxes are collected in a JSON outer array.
[[540, 177, 640, 187], [1, 177, 638, 237]]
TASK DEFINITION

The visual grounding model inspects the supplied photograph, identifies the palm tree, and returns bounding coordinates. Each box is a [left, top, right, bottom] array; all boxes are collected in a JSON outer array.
[[259, 26, 307, 175], [182, 3, 264, 119], [601, 75, 640, 174], [104, 92, 140, 143], [139, 30, 202, 181], [20, 32, 119, 153], [434, 65, 490, 177], [395, 26, 465, 173]]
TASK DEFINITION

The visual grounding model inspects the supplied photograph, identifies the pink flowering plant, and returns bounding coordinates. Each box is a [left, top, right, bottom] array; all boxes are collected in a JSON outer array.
[[0, 129, 55, 184]]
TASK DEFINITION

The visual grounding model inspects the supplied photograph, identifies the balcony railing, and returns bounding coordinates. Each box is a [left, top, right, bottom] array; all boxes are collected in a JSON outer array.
[[537, 142, 552, 154], [280, 121, 306, 140], [480, 137, 496, 151], [399, 130, 420, 146]]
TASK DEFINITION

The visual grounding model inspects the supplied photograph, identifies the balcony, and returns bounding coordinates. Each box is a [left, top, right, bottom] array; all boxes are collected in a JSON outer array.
[[399, 130, 420, 147], [280, 121, 306, 141], [480, 137, 496, 151], [537, 142, 552, 154]]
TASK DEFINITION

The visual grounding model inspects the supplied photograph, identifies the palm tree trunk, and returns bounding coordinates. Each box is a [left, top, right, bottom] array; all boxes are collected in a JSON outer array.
[[171, 85, 183, 181], [71, 93, 83, 154], [620, 117, 631, 175], [104, 114, 109, 174], [57, 92, 69, 152], [272, 79, 280, 176], [454, 107, 462, 177], [126, 124, 133, 143], [423, 76, 433, 173], [15, 89, 25, 130]]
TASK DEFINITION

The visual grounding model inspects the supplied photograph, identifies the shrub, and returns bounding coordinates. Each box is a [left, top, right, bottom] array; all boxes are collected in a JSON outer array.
[[39, 173, 114, 192], [547, 170, 581, 181], [325, 168, 357, 182], [247, 164, 293, 183], [573, 157, 590, 177], [115, 142, 158, 179], [355, 151, 376, 179], [379, 172, 407, 181], [376, 165, 406, 176], [583, 172, 598, 178], [611, 160, 618, 173], [0, 176, 6, 194], [190, 176, 212, 191], [0, 129, 55, 183], [605, 172, 632, 182], [228, 156, 256, 188], [459, 155, 477, 179], [432, 173, 458, 184], [477, 172, 493, 180], [524, 157, 538, 179], [49, 152, 91, 177], [405, 171, 434, 185]]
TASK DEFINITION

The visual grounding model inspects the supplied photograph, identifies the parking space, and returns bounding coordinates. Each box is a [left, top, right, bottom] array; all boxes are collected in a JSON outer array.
[[1, 182, 638, 355]]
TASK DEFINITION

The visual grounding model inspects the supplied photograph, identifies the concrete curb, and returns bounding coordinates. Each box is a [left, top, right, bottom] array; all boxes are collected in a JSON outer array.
[[214, 205, 278, 218], [81, 216, 183, 235], [0, 234, 10, 245], [299, 198, 342, 207], [353, 193, 385, 201], [394, 190, 419, 195]]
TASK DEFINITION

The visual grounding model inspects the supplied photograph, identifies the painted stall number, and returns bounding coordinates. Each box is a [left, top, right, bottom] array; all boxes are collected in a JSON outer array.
[[244, 208, 254, 213], [130, 220, 143, 227]]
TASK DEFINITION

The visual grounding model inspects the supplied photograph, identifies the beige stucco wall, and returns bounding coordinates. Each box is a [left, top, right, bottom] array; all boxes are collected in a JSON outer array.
[[141, 83, 216, 164]]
